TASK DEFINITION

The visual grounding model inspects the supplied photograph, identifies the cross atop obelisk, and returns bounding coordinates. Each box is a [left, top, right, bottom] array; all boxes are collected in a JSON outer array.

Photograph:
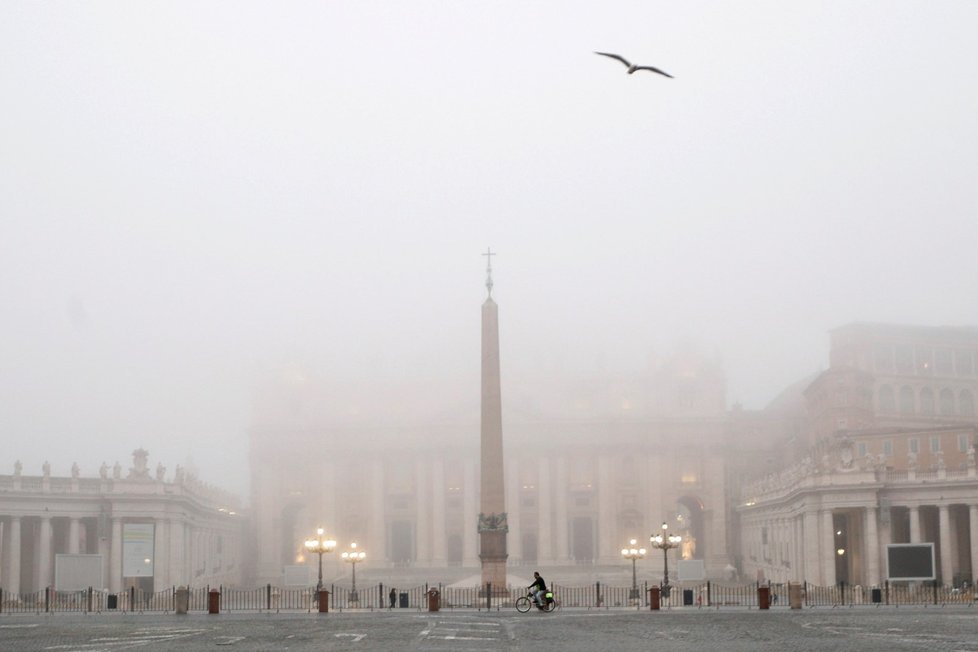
[[482, 247, 495, 297], [478, 248, 507, 592]]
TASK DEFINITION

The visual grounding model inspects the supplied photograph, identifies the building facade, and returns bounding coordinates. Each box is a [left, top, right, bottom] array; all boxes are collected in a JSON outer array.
[[249, 352, 741, 586], [0, 449, 244, 595], [738, 324, 978, 587]]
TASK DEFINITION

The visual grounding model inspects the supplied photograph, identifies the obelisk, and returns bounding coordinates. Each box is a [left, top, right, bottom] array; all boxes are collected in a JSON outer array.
[[478, 248, 507, 590]]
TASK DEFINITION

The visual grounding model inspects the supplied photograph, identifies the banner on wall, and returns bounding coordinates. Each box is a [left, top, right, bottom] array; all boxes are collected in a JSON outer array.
[[122, 523, 155, 578]]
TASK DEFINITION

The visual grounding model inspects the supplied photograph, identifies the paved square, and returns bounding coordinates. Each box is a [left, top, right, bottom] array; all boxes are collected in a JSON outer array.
[[2, 608, 977, 651]]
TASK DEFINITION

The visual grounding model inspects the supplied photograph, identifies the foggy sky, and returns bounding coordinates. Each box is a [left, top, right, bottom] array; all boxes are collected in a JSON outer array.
[[2, 1, 977, 496]]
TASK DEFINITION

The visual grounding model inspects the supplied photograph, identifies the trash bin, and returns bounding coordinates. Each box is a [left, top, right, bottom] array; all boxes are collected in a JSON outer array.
[[648, 586, 660, 611], [788, 582, 803, 610], [318, 589, 329, 613], [175, 587, 189, 615], [682, 589, 694, 606], [427, 589, 440, 612], [107, 594, 118, 610], [758, 585, 770, 610], [398, 592, 409, 608], [208, 588, 220, 614], [871, 588, 882, 604]]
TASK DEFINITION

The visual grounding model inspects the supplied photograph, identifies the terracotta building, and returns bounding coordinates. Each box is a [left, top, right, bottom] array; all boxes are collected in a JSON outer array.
[[738, 323, 978, 587]]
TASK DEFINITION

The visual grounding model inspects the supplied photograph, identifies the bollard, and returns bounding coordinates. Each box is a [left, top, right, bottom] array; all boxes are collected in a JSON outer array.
[[758, 585, 770, 610], [648, 586, 661, 611], [175, 587, 189, 615], [318, 589, 329, 613], [208, 588, 220, 614], [427, 588, 440, 612]]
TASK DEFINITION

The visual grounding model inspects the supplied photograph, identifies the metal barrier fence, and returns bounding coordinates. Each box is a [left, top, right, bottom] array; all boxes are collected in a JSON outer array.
[[1, 581, 974, 613]]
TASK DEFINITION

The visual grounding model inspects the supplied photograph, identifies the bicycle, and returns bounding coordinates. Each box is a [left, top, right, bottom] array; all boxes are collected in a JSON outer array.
[[515, 590, 558, 613]]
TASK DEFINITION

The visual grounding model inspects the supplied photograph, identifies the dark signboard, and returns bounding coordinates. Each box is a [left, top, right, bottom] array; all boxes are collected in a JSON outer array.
[[886, 543, 935, 581]]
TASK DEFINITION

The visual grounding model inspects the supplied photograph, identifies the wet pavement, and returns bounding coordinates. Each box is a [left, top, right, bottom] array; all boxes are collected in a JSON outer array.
[[2, 607, 977, 651]]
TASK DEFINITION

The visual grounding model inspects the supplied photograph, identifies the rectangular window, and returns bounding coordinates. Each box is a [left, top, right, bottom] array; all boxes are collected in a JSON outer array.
[[761, 527, 768, 545], [857, 442, 868, 457], [935, 349, 953, 376], [874, 344, 894, 373], [895, 345, 914, 373], [955, 351, 974, 376], [883, 440, 893, 456], [959, 433, 971, 452], [917, 346, 934, 375], [909, 438, 919, 454], [930, 436, 941, 453]]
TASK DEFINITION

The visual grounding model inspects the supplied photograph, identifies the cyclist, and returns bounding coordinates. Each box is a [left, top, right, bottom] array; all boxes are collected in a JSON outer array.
[[528, 571, 548, 608]]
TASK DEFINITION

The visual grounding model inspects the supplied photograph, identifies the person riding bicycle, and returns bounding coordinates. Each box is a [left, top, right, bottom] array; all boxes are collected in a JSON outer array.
[[528, 571, 548, 608]]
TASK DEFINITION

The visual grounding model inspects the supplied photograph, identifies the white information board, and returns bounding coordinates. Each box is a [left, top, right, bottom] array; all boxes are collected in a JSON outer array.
[[122, 523, 155, 577]]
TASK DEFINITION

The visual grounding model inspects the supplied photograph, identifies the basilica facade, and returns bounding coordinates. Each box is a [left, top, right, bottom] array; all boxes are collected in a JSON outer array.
[[248, 351, 757, 586]]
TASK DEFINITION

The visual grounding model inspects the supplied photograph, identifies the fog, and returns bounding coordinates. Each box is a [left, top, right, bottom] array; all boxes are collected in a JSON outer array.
[[2, 1, 976, 497]]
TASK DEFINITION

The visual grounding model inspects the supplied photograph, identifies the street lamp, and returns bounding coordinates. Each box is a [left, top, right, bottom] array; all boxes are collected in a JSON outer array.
[[650, 522, 682, 598], [304, 527, 336, 592], [620, 539, 646, 600], [341, 542, 366, 602]]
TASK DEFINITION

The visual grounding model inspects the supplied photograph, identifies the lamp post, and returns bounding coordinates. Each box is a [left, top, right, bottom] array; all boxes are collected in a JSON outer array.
[[621, 539, 646, 600], [341, 542, 366, 602], [650, 522, 682, 598], [304, 527, 336, 593]]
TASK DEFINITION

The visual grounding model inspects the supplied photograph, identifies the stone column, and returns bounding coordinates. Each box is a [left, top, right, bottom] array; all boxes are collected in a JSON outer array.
[[794, 515, 805, 581], [110, 518, 123, 593], [154, 520, 169, 589], [820, 509, 835, 586], [462, 459, 478, 566], [322, 460, 338, 537], [597, 455, 615, 563], [970, 505, 978, 586], [369, 459, 385, 565], [505, 458, 521, 562], [431, 458, 446, 566], [864, 507, 880, 586], [415, 458, 429, 564], [5, 516, 21, 595], [169, 518, 186, 587], [909, 506, 921, 543], [38, 516, 53, 589], [68, 518, 81, 555], [538, 459, 553, 564], [803, 510, 820, 583], [938, 504, 953, 586], [554, 457, 569, 563]]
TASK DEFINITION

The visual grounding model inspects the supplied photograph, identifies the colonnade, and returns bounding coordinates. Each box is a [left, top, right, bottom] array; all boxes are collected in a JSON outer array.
[[741, 500, 978, 587], [0, 512, 239, 595], [270, 449, 726, 581]]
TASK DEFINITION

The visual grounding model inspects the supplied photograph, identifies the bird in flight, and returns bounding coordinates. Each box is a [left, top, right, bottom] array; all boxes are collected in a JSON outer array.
[[594, 52, 673, 78]]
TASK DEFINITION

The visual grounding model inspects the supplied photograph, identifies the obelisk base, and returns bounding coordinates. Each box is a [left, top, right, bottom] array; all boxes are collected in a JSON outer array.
[[479, 528, 508, 593]]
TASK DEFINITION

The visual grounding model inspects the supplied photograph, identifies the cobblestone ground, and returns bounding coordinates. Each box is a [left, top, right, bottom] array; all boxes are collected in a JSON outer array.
[[2, 608, 977, 651]]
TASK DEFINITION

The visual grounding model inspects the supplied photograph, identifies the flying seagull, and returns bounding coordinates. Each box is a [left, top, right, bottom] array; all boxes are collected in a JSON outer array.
[[594, 51, 673, 78]]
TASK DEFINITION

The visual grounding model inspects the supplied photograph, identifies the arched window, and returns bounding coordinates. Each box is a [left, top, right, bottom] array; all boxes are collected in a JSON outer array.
[[920, 388, 935, 415], [939, 388, 955, 416], [879, 386, 896, 414], [899, 386, 915, 414], [960, 390, 975, 417]]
